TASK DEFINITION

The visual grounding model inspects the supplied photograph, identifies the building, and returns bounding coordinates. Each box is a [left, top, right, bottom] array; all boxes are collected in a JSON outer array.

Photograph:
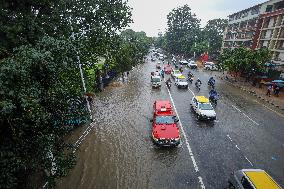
[[222, 0, 284, 65]]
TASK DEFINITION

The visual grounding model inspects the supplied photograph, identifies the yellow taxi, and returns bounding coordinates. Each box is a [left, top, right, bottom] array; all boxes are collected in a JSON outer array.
[[190, 96, 216, 120], [228, 169, 282, 189]]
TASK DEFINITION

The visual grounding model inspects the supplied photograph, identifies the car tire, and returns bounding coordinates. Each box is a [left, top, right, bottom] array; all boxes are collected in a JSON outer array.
[[197, 114, 201, 120]]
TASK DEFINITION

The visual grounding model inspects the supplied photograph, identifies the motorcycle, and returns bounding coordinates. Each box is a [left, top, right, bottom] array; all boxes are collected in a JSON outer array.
[[166, 81, 172, 89], [187, 76, 193, 83], [195, 82, 201, 91], [209, 95, 218, 106], [208, 80, 215, 89]]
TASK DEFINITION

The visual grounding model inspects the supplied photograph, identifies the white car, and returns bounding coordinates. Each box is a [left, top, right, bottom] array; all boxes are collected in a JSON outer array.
[[188, 60, 197, 69], [179, 60, 189, 65], [151, 75, 161, 88], [175, 76, 188, 89], [190, 96, 216, 120], [171, 70, 182, 78], [204, 62, 218, 71]]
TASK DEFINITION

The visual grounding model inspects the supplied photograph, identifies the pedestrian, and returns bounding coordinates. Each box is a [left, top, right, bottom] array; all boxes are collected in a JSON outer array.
[[126, 71, 129, 77], [266, 85, 272, 97], [160, 69, 164, 78], [274, 85, 280, 97]]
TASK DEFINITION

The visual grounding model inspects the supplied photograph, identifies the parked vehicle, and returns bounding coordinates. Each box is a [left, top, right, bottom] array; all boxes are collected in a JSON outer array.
[[151, 100, 180, 147], [190, 96, 216, 120], [188, 60, 198, 69], [204, 62, 218, 71], [179, 60, 189, 65], [228, 169, 282, 189]]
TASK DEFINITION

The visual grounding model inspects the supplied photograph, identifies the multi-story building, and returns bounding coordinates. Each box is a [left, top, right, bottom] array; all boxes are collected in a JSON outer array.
[[222, 0, 284, 65]]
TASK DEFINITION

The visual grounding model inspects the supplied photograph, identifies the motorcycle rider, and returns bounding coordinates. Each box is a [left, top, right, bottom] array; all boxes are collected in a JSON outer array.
[[166, 78, 172, 88], [208, 77, 215, 86], [195, 78, 202, 90], [188, 71, 193, 78], [209, 89, 218, 104], [195, 78, 202, 86]]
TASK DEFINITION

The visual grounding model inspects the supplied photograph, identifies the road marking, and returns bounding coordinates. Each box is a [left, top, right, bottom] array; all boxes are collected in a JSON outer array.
[[226, 135, 254, 167], [223, 79, 284, 119], [253, 100, 284, 119], [242, 113, 259, 126], [226, 134, 233, 142], [235, 145, 240, 151], [231, 104, 259, 125], [198, 176, 206, 189], [188, 87, 195, 96], [231, 105, 242, 113], [166, 85, 205, 188], [245, 156, 254, 167]]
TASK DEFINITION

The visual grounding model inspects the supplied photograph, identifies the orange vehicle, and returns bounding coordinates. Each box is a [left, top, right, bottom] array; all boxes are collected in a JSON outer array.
[[151, 100, 180, 147]]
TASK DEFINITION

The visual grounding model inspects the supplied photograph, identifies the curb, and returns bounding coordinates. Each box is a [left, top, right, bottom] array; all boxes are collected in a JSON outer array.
[[225, 79, 284, 111]]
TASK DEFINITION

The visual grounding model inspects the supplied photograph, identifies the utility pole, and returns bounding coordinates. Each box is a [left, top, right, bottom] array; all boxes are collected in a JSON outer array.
[[194, 35, 197, 59], [71, 27, 93, 121]]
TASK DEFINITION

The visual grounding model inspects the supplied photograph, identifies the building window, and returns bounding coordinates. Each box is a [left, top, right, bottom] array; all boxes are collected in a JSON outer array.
[[251, 7, 260, 15], [266, 5, 273, 12]]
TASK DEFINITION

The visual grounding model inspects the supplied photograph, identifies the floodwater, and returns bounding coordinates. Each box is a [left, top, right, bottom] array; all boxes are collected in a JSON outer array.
[[56, 55, 284, 189]]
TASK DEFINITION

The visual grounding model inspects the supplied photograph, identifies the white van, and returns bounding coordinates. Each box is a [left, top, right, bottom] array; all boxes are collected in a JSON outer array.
[[151, 75, 162, 88]]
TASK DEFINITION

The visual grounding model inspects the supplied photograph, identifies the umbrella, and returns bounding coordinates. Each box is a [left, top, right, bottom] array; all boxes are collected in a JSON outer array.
[[272, 80, 284, 83], [264, 82, 272, 86]]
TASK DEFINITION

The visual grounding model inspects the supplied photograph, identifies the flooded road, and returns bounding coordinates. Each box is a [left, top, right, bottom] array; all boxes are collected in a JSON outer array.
[[56, 54, 284, 189]]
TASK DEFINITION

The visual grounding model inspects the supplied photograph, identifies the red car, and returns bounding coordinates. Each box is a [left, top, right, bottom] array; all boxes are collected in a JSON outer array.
[[164, 65, 172, 74], [151, 100, 180, 147]]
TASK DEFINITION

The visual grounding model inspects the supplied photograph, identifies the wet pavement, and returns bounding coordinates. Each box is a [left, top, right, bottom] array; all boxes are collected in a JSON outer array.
[[56, 53, 284, 189]]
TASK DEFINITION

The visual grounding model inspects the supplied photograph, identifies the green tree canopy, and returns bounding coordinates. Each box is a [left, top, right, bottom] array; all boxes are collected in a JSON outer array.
[[203, 18, 228, 56], [165, 5, 201, 56], [219, 47, 272, 76]]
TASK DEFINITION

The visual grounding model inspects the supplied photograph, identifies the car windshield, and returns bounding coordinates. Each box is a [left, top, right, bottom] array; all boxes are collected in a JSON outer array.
[[178, 78, 186, 82], [199, 103, 213, 110], [155, 116, 175, 124], [152, 78, 161, 82]]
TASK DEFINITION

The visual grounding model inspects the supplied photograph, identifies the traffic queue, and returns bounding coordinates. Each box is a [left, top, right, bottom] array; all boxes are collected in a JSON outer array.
[[149, 49, 282, 189]]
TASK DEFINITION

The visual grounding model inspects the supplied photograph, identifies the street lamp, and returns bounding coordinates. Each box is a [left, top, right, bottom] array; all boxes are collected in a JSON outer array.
[[70, 27, 93, 121], [194, 35, 197, 59]]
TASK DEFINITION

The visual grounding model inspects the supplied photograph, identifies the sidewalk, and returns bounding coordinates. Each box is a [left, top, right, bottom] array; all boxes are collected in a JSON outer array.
[[220, 74, 284, 111]]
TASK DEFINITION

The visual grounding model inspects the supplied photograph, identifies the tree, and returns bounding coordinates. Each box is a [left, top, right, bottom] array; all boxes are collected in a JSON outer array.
[[165, 5, 201, 56], [0, 0, 133, 188], [0, 0, 132, 59], [111, 29, 152, 73], [219, 47, 272, 78], [203, 19, 228, 57]]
